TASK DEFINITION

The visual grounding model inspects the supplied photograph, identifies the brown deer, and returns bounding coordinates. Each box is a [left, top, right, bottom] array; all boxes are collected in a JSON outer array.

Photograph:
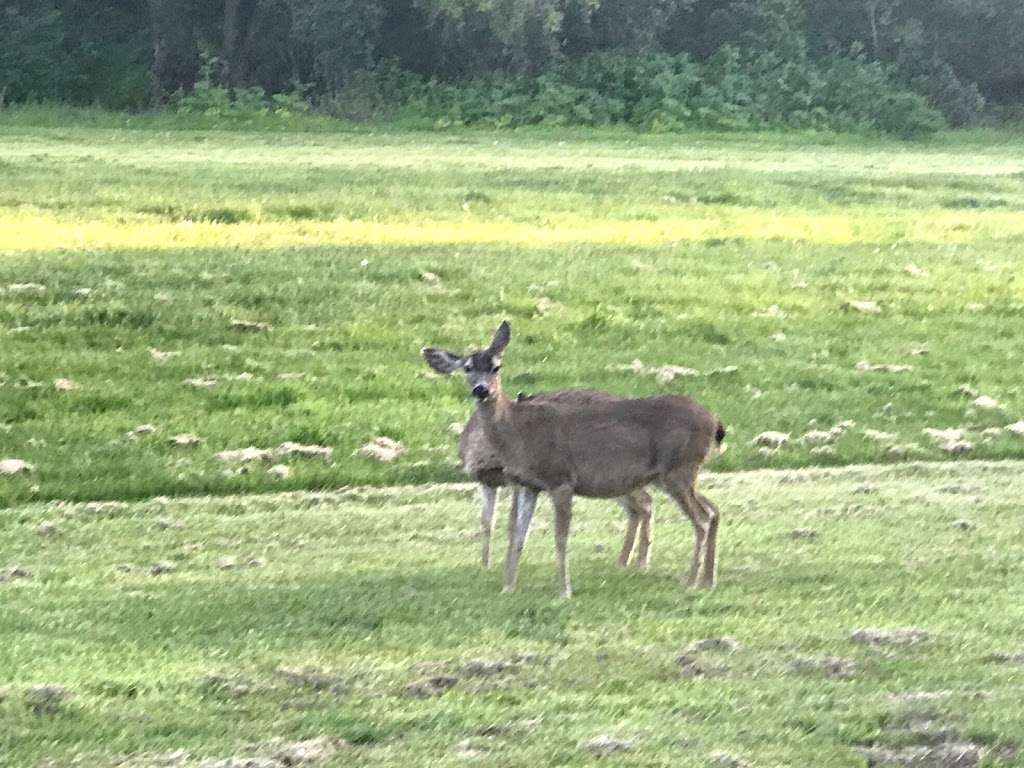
[[422, 321, 725, 598], [459, 391, 654, 572]]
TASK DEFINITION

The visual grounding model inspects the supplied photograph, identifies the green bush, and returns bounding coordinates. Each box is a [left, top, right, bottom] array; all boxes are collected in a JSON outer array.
[[168, 40, 945, 137], [404, 49, 946, 137], [176, 52, 311, 121]]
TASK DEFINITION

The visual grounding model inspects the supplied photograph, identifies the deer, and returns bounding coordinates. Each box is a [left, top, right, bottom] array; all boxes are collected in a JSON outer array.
[[459, 390, 654, 573], [422, 321, 725, 599]]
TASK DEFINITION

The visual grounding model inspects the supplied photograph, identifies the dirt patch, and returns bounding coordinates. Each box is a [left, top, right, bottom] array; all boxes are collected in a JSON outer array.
[[1, 566, 33, 582], [856, 361, 912, 373], [752, 431, 789, 448], [686, 637, 742, 654], [579, 736, 633, 755], [858, 743, 984, 767], [0, 458, 34, 475], [788, 656, 857, 679], [885, 712, 964, 745], [845, 300, 882, 315], [460, 659, 517, 677], [269, 736, 348, 766], [216, 447, 274, 464], [401, 675, 458, 699], [170, 433, 203, 448], [709, 752, 749, 768], [856, 696, 1015, 768], [195, 736, 348, 768], [983, 652, 1024, 666], [24, 684, 71, 714], [675, 654, 729, 678], [128, 424, 159, 439], [275, 443, 333, 461], [476, 718, 541, 738], [230, 319, 272, 332], [199, 674, 256, 699], [851, 628, 929, 647], [356, 437, 404, 463], [790, 528, 818, 540], [274, 666, 347, 695]]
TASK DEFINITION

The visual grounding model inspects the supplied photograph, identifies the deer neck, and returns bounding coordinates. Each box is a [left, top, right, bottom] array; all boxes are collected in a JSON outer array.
[[475, 387, 521, 457]]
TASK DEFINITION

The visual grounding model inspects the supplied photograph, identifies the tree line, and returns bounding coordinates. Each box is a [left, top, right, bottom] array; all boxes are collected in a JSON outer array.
[[3, 0, 1023, 133]]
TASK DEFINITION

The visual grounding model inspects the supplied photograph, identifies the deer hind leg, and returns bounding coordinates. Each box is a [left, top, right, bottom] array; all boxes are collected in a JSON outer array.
[[696, 492, 720, 588], [662, 470, 712, 588], [616, 489, 653, 570], [550, 486, 574, 599], [616, 496, 641, 569], [502, 487, 536, 594], [632, 488, 654, 571], [479, 484, 499, 569]]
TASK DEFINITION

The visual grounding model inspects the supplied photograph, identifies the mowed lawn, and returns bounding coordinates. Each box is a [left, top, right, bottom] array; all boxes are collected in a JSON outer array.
[[2, 461, 1023, 766], [1, 119, 1024, 504]]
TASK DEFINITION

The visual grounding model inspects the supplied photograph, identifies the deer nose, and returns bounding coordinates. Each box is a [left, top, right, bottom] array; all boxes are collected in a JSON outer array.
[[472, 385, 489, 400]]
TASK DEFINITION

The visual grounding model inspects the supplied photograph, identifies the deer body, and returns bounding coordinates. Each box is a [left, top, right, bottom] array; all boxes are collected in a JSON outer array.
[[480, 394, 716, 498], [423, 321, 722, 599], [460, 390, 655, 571]]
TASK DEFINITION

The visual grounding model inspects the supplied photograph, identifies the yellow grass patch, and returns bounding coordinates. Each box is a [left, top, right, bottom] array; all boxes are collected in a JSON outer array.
[[2, 208, 1021, 253]]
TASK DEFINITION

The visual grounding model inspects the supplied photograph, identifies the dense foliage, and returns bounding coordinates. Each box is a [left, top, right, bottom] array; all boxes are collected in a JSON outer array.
[[2, 0, 1022, 133]]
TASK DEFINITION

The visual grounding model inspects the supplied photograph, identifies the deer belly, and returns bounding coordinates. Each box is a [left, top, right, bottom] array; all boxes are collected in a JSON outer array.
[[574, 471, 657, 498], [572, 460, 659, 497], [568, 438, 659, 497]]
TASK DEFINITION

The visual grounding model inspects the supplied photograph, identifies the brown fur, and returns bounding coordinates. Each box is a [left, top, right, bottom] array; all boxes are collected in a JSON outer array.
[[459, 390, 655, 571], [479, 388, 722, 597], [422, 321, 724, 598]]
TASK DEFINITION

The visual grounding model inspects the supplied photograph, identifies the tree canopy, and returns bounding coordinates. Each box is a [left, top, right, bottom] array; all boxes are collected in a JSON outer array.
[[2, 0, 1021, 129]]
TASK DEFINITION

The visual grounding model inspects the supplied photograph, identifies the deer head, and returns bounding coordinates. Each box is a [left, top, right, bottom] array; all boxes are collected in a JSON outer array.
[[421, 321, 510, 402]]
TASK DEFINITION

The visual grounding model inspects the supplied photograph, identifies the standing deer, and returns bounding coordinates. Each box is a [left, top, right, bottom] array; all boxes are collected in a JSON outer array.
[[460, 390, 654, 572], [423, 321, 724, 599]]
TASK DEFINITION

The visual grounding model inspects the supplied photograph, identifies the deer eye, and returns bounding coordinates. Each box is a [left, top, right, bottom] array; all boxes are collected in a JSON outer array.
[[492, 364, 501, 373]]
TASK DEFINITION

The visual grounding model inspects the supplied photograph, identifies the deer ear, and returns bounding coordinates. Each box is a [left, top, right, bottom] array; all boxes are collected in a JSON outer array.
[[488, 320, 510, 355], [421, 347, 464, 375]]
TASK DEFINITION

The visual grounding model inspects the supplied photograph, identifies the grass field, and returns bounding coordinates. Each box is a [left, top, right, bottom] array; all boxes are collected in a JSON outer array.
[[3, 113, 1024, 767], [2, 115, 1024, 505], [2, 460, 1023, 767]]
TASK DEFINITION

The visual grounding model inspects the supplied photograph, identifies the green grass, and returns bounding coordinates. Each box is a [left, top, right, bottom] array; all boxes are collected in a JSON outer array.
[[2, 113, 1024, 507], [2, 461, 1023, 766], [3, 111, 1024, 766]]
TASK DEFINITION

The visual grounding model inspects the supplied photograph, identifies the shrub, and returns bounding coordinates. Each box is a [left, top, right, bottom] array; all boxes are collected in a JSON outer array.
[[176, 52, 312, 120], [414, 49, 945, 137]]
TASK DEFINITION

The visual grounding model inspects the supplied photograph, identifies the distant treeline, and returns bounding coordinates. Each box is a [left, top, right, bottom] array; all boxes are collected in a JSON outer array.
[[3, 1, 1023, 134]]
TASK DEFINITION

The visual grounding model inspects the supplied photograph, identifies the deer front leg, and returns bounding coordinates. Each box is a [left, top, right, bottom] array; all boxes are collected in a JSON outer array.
[[662, 476, 707, 589], [502, 487, 536, 593], [479, 485, 499, 569], [551, 486, 574, 599]]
